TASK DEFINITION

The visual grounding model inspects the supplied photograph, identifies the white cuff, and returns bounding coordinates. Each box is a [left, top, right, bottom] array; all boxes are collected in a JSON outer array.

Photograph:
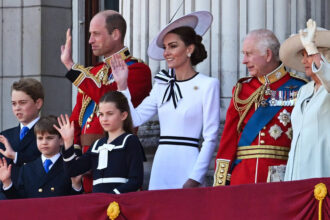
[[72, 184, 82, 192], [3, 182, 13, 191], [13, 152, 18, 164], [63, 153, 76, 162]]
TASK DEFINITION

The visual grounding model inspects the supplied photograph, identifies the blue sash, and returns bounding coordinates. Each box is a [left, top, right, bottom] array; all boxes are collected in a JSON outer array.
[[231, 78, 304, 168], [237, 78, 305, 147], [81, 60, 138, 130], [82, 101, 95, 130]]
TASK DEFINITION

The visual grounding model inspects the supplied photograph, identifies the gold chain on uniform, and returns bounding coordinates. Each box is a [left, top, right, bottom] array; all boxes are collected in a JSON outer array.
[[78, 65, 110, 126], [233, 82, 267, 132]]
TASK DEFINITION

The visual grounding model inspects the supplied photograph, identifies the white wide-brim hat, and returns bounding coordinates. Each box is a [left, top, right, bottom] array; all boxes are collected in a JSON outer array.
[[279, 28, 330, 72], [147, 11, 213, 61]]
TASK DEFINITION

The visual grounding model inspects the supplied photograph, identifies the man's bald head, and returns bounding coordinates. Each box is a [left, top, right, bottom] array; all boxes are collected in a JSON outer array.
[[93, 10, 126, 43]]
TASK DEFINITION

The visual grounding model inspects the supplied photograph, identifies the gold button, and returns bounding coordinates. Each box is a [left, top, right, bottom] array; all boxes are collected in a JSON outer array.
[[260, 132, 265, 136], [51, 187, 55, 192], [87, 118, 92, 122], [86, 124, 90, 128], [38, 188, 43, 193], [219, 175, 224, 178], [221, 164, 225, 168], [263, 126, 267, 130], [218, 180, 223, 184], [220, 169, 224, 173], [260, 140, 265, 144]]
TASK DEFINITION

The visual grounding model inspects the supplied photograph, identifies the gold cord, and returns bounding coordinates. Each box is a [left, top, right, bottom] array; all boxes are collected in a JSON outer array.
[[233, 83, 266, 132]]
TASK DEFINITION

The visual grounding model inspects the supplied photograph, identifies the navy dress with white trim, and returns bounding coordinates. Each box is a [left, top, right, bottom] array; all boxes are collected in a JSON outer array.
[[62, 133, 145, 194]]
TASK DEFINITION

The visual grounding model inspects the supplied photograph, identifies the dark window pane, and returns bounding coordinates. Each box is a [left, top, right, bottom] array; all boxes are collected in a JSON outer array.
[[105, 0, 119, 11]]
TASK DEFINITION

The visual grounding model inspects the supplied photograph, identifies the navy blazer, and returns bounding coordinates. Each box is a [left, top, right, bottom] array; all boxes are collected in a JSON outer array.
[[0, 124, 40, 199], [3, 156, 81, 199], [0, 124, 40, 165]]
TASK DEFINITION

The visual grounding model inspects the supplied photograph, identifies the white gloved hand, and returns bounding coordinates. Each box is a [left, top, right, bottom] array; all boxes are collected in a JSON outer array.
[[299, 19, 319, 55]]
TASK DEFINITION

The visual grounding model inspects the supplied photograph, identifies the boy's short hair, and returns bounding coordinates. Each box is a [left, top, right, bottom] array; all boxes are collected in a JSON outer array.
[[34, 115, 60, 137], [11, 78, 44, 102]]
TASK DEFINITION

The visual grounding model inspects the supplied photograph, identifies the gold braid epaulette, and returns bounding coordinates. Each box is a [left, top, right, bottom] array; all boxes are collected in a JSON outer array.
[[233, 80, 266, 132]]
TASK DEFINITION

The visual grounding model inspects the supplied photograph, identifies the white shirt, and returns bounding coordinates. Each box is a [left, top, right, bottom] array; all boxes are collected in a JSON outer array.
[[41, 153, 60, 171]]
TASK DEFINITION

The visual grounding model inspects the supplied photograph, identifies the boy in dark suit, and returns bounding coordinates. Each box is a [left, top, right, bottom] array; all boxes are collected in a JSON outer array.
[[0, 116, 82, 199], [0, 78, 44, 199]]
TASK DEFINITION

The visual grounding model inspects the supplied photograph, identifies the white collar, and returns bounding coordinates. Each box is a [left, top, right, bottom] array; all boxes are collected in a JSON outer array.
[[20, 116, 40, 130], [41, 153, 60, 164]]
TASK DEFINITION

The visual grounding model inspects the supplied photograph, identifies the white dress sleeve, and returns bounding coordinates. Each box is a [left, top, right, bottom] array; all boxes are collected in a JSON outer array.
[[189, 78, 220, 183], [120, 83, 159, 127], [312, 54, 330, 93]]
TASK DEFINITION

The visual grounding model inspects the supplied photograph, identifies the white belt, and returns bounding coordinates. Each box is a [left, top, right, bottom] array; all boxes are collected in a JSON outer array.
[[93, 177, 129, 186]]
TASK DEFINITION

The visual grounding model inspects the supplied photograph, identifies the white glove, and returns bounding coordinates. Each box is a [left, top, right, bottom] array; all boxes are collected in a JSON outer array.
[[299, 19, 319, 55]]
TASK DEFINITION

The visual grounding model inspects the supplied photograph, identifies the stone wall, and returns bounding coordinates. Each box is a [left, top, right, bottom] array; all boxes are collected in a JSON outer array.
[[0, 0, 72, 131]]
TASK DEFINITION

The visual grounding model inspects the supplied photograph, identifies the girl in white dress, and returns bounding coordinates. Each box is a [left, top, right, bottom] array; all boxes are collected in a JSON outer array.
[[112, 11, 220, 190]]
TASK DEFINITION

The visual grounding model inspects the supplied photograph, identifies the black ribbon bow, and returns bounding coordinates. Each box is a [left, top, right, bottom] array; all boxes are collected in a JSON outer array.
[[154, 69, 183, 108]]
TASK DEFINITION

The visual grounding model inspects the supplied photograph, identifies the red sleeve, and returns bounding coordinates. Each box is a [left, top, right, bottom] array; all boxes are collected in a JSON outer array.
[[215, 95, 239, 168], [127, 63, 152, 107], [70, 91, 83, 146], [214, 87, 239, 186], [66, 63, 151, 108]]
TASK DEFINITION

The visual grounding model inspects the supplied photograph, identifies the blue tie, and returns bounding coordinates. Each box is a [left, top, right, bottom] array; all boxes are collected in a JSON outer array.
[[43, 159, 53, 173], [19, 126, 29, 140]]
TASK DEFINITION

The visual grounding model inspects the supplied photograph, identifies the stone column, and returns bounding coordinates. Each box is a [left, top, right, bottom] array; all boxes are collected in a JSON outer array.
[[0, 0, 72, 130]]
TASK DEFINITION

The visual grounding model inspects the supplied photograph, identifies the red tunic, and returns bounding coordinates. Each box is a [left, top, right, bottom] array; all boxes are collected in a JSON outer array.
[[214, 65, 306, 186], [66, 48, 152, 192]]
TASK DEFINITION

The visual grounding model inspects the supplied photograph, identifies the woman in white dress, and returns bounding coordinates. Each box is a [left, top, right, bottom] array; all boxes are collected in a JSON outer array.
[[111, 11, 220, 190], [280, 19, 330, 181]]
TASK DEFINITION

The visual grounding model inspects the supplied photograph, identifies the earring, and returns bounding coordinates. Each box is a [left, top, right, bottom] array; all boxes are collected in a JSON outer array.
[[187, 53, 191, 58]]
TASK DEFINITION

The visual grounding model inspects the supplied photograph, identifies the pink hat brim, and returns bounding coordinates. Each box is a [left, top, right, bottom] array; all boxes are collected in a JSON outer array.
[[148, 11, 213, 61]]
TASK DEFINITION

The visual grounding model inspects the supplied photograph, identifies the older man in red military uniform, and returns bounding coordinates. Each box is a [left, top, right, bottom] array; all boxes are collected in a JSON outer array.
[[61, 10, 151, 192], [214, 29, 306, 186]]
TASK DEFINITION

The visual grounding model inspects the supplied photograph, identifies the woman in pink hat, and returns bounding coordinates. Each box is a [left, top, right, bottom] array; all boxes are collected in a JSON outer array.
[[280, 19, 330, 181], [111, 11, 220, 190]]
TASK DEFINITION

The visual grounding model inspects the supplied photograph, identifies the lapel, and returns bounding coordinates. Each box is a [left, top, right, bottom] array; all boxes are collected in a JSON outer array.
[[299, 82, 317, 114], [6, 126, 20, 152], [17, 125, 36, 152], [37, 156, 64, 188], [30, 157, 46, 182]]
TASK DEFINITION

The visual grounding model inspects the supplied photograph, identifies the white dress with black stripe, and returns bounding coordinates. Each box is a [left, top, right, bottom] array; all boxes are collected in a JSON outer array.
[[121, 71, 220, 190]]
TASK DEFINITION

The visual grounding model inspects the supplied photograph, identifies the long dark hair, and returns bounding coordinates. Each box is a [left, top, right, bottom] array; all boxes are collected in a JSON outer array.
[[99, 91, 133, 134]]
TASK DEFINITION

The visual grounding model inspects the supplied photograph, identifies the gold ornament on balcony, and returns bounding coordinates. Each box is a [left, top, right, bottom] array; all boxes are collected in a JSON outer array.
[[107, 201, 120, 220]]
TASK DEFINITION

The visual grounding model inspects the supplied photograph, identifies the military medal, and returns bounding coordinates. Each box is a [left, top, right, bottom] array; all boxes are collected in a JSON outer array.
[[278, 109, 291, 126], [286, 127, 293, 140], [265, 86, 272, 96], [270, 91, 277, 106], [278, 91, 283, 106], [260, 99, 268, 107], [268, 124, 283, 140], [284, 91, 289, 106]]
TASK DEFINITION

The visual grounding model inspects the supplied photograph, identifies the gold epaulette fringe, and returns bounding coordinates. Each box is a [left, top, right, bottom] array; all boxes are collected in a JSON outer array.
[[233, 82, 266, 132]]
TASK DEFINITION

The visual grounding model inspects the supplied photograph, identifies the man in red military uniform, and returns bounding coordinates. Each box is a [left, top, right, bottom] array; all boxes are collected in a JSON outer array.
[[61, 10, 151, 192], [214, 29, 306, 186]]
